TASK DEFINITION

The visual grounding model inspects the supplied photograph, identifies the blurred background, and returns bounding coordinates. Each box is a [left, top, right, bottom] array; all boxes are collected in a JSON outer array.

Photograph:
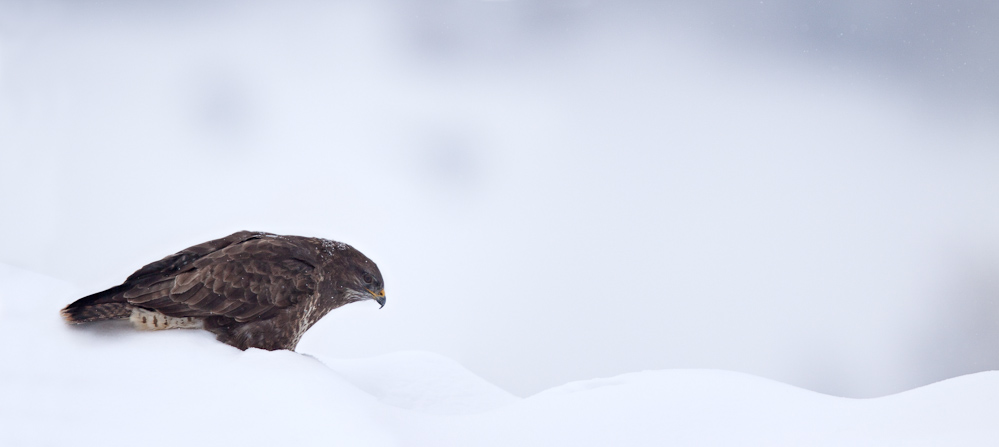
[[1, 0, 997, 398]]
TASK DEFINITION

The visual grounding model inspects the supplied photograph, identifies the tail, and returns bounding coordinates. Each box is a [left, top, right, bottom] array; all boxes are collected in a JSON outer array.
[[61, 284, 134, 323]]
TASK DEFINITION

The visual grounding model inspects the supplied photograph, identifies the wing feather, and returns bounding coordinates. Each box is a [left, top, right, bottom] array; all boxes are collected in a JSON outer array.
[[214, 299, 247, 315], [124, 289, 172, 305], [117, 234, 320, 320], [124, 231, 266, 282]]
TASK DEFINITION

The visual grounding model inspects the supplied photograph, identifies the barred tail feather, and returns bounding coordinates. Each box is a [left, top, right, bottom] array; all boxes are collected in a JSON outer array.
[[61, 284, 133, 323], [61, 302, 133, 323]]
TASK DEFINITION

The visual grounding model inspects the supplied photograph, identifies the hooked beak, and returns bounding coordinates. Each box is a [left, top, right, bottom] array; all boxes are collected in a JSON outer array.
[[367, 289, 386, 308]]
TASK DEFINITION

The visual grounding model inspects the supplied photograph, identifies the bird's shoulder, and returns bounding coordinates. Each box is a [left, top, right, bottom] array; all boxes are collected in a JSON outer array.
[[190, 235, 324, 297]]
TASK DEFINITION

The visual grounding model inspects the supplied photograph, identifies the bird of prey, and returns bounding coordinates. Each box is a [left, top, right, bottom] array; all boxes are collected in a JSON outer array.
[[61, 231, 386, 351]]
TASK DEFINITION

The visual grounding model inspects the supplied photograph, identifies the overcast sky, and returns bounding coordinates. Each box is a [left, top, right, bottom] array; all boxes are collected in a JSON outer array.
[[1, 0, 997, 398]]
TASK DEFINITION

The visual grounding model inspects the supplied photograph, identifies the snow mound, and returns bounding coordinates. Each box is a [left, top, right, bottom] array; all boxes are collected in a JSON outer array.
[[2, 263, 998, 446], [324, 351, 519, 414]]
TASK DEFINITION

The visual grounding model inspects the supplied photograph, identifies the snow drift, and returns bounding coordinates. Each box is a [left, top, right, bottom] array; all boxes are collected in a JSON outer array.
[[1, 263, 997, 446]]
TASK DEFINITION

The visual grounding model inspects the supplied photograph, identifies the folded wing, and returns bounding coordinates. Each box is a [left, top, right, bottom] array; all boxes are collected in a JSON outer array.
[[119, 234, 319, 322]]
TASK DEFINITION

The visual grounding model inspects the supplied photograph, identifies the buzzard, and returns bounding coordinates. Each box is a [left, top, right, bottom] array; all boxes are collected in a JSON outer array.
[[61, 231, 386, 351]]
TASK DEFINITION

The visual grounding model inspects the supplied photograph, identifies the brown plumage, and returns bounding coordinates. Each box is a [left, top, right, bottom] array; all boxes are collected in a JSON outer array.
[[61, 231, 386, 351]]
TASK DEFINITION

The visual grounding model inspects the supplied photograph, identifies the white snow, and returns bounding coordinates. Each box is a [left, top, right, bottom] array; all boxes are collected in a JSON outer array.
[[3, 264, 998, 446], [2, 0, 998, 406]]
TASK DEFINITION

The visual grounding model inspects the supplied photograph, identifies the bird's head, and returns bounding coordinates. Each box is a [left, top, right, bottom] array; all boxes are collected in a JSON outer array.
[[322, 239, 386, 308], [343, 260, 386, 308]]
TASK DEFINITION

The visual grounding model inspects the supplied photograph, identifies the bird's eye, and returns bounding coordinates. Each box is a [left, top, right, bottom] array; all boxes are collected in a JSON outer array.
[[362, 272, 374, 285]]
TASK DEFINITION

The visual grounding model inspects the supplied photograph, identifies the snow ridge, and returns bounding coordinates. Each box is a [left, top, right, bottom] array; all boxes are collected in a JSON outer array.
[[2, 264, 997, 446]]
